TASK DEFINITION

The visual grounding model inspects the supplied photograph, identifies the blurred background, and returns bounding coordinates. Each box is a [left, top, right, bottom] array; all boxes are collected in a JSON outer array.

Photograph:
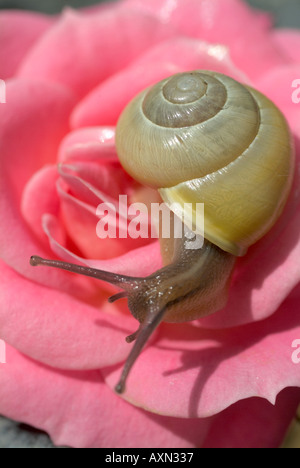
[[0, 0, 299, 449], [0, 0, 299, 27]]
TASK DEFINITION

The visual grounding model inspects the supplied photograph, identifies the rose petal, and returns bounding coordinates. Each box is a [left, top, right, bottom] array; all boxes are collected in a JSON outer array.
[[255, 64, 300, 136], [0, 79, 76, 289], [124, 0, 272, 29], [272, 29, 300, 64], [0, 260, 137, 369], [21, 165, 60, 247], [58, 163, 117, 207], [202, 387, 300, 448], [58, 127, 116, 163], [71, 37, 250, 128], [56, 162, 150, 259], [123, 0, 286, 79], [18, 7, 176, 98], [0, 79, 75, 198], [104, 290, 300, 418], [0, 345, 213, 448], [1, 323, 299, 447], [42, 212, 162, 277], [0, 10, 53, 79], [56, 182, 138, 261], [71, 61, 179, 128]]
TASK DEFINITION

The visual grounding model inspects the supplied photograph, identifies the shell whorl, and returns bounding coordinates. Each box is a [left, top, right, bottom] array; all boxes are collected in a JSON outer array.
[[116, 71, 261, 189], [116, 70, 294, 256], [142, 72, 227, 127]]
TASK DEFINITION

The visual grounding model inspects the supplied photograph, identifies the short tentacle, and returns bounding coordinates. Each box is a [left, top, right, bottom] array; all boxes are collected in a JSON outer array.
[[115, 304, 167, 393]]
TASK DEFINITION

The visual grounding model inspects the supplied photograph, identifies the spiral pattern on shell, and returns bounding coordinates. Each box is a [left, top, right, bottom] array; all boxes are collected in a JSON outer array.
[[142, 72, 227, 128], [116, 71, 262, 188], [116, 71, 294, 256]]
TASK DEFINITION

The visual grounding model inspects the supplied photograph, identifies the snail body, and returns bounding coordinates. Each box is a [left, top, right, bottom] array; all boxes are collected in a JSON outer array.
[[30, 70, 294, 394]]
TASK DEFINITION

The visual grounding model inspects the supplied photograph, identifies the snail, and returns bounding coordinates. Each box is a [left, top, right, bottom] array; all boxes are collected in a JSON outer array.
[[30, 70, 294, 394]]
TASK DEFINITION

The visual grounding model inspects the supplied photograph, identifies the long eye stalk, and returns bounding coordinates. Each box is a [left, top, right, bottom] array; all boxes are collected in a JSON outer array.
[[30, 256, 139, 290]]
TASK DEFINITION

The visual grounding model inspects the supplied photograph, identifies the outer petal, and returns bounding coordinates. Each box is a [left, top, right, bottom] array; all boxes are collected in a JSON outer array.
[[104, 291, 300, 418], [1, 346, 298, 448], [18, 7, 176, 98], [123, 0, 287, 79], [0, 10, 53, 79], [0, 79, 77, 291], [0, 346, 212, 448], [271, 29, 300, 64], [202, 387, 300, 448], [0, 260, 136, 369], [255, 64, 300, 135], [71, 37, 249, 128], [123, 0, 270, 27]]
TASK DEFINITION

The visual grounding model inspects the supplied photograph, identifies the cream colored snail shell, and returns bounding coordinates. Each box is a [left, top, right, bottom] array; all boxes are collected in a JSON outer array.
[[30, 70, 295, 394], [116, 70, 294, 256]]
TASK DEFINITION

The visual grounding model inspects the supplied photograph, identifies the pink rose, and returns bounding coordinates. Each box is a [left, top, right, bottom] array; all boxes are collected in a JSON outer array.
[[1, 0, 300, 448]]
